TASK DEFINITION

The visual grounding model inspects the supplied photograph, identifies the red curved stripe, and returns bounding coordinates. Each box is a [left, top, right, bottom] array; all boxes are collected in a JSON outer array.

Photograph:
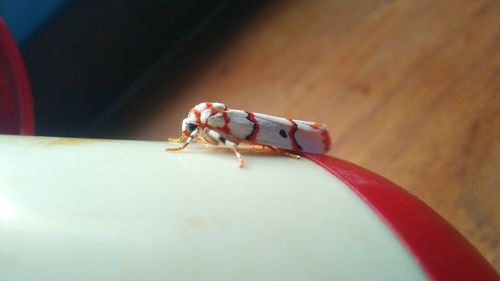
[[321, 129, 330, 152], [287, 119, 302, 151], [0, 18, 35, 135], [306, 154, 498, 281], [221, 111, 231, 133], [245, 111, 259, 141]]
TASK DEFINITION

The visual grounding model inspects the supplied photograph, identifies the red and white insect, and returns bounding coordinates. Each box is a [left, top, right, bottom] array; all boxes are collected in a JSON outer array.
[[167, 102, 331, 167]]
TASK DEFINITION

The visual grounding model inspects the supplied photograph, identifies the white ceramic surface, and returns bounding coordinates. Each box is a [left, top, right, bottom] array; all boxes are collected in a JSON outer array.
[[0, 135, 428, 281]]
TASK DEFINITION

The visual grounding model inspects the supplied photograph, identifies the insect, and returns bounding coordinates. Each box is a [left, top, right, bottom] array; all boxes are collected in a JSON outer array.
[[167, 102, 330, 167]]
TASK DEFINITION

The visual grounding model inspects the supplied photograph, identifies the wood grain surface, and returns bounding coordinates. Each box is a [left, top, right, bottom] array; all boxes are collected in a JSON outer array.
[[97, 0, 500, 270]]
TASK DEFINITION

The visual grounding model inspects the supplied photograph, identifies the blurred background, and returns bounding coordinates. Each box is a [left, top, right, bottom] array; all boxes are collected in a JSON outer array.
[[1, 0, 499, 271]]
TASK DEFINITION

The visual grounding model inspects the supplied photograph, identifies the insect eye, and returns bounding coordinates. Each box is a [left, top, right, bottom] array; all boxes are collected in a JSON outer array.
[[187, 123, 198, 134]]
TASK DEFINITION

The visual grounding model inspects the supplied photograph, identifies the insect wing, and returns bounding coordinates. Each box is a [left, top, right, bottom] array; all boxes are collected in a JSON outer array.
[[207, 109, 330, 154], [293, 120, 330, 153], [253, 113, 329, 153], [251, 113, 296, 150], [225, 110, 256, 140]]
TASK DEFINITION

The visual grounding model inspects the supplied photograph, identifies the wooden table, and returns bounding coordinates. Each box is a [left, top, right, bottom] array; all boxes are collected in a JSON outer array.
[[97, 0, 499, 271]]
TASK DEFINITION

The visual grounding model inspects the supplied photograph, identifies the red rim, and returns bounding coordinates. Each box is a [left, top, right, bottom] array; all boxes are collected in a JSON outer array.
[[306, 154, 498, 281], [0, 18, 35, 135]]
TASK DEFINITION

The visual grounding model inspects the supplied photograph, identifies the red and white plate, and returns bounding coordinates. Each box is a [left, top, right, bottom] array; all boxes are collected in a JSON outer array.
[[0, 135, 497, 281]]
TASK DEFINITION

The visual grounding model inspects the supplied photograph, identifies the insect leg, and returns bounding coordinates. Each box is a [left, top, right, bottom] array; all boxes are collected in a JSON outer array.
[[198, 128, 219, 146], [206, 128, 244, 167], [266, 145, 301, 159], [168, 134, 187, 143], [166, 128, 199, 151], [230, 145, 244, 168], [194, 134, 209, 144]]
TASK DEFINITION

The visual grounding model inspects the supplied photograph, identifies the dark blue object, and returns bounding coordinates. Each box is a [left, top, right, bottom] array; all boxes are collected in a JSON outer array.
[[0, 0, 70, 45], [18, 0, 233, 136]]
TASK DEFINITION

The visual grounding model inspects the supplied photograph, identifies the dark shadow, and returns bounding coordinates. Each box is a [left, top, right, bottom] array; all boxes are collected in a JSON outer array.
[[21, 0, 268, 137]]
